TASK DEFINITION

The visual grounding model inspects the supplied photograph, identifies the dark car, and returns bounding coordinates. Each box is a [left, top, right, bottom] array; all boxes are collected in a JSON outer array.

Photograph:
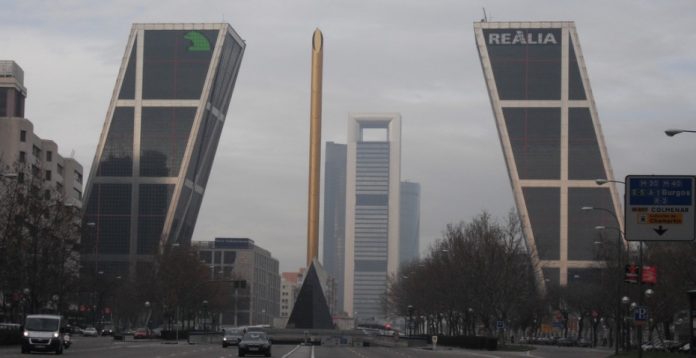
[[238, 331, 271, 357], [222, 328, 245, 348], [101, 324, 114, 336]]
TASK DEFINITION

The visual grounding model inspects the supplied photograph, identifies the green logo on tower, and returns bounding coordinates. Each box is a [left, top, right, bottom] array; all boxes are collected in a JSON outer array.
[[184, 31, 211, 52]]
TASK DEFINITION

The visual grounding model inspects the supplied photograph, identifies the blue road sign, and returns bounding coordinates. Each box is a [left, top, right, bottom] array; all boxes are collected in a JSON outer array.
[[634, 306, 648, 321], [625, 175, 696, 241]]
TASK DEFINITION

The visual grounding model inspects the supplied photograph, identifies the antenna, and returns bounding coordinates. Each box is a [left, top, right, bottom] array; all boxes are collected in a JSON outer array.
[[482, 7, 488, 22]]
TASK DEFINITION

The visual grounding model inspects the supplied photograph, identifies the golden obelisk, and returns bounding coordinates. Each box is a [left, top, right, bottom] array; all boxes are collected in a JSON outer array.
[[306, 28, 323, 267]]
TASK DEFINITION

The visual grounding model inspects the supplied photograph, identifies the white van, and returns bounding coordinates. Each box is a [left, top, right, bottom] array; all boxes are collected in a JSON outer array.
[[22, 314, 66, 354]]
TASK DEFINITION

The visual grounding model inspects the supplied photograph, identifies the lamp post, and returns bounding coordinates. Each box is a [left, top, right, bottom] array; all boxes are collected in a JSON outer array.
[[144, 301, 151, 330], [407, 305, 414, 337], [665, 129, 696, 137], [621, 296, 631, 351], [202, 300, 208, 331]]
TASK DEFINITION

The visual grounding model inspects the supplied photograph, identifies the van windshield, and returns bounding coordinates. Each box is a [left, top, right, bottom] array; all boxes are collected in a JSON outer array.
[[25, 318, 59, 332]]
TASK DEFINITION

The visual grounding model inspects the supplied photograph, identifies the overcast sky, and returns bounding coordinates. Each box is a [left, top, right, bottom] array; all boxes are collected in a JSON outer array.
[[3, 1, 695, 272]]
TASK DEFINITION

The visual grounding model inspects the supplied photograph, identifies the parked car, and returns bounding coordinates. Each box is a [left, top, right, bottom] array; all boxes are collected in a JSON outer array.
[[222, 328, 245, 348], [238, 331, 272, 357], [83, 326, 99, 337], [133, 327, 151, 339]]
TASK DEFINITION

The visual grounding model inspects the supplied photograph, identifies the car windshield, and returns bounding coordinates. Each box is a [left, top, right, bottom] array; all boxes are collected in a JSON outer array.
[[25, 318, 59, 332], [242, 332, 267, 341], [226, 329, 242, 335]]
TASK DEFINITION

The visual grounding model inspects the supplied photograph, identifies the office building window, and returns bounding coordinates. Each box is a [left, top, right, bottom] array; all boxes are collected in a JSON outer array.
[[73, 188, 82, 200], [57, 164, 64, 176], [32, 145, 40, 157], [46, 151, 53, 162], [44, 189, 51, 200], [75, 171, 83, 184], [45, 170, 52, 181], [17, 172, 24, 183], [20, 130, 26, 142], [19, 151, 25, 163]]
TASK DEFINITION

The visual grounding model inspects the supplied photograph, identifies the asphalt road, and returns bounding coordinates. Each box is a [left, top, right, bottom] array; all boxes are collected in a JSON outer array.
[[0, 336, 613, 357]]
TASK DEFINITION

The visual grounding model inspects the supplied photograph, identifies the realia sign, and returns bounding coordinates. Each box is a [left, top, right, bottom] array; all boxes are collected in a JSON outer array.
[[487, 30, 558, 45]]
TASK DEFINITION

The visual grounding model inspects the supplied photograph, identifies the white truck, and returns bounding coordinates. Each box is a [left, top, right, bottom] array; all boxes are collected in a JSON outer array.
[[21, 314, 67, 354]]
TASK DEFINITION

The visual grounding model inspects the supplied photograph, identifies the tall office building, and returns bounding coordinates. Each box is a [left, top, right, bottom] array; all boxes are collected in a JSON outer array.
[[399, 181, 420, 265], [344, 114, 401, 319], [322, 141, 347, 313], [82, 24, 245, 277], [474, 22, 623, 287], [0, 60, 83, 206]]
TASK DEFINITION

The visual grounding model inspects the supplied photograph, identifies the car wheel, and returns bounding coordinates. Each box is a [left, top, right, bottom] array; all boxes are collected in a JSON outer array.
[[56, 344, 64, 355]]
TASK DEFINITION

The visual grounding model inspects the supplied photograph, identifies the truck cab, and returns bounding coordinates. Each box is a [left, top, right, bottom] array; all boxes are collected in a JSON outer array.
[[22, 314, 66, 354]]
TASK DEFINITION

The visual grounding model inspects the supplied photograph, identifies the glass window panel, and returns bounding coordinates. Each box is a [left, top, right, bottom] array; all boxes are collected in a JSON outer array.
[[97, 107, 134, 176], [567, 188, 616, 261], [568, 38, 587, 100], [138, 184, 174, 254], [484, 29, 562, 100], [84, 184, 132, 255], [118, 43, 137, 100], [523, 187, 560, 260], [0, 87, 7, 116], [568, 108, 605, 180], [504, 108, 561, 179], [209, 34, 244, 113], [140, 107, 196, 177], [142, 30, 217, 99]]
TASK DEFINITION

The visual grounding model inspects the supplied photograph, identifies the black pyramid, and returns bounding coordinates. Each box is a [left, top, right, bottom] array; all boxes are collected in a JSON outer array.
[[286, 259, 334, 329]]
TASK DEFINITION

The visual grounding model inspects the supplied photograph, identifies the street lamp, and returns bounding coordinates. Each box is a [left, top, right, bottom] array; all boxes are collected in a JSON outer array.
[[407, 305, 414, 337], [144, 301, 151, 330], [594, 178, 626, 186], [665, 129, 696, 137], [621, 296, 631, 351], [594, 224, 625, 355], [202, 300, 208, 331]]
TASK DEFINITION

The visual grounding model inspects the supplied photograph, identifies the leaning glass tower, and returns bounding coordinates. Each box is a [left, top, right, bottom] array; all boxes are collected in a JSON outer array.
[[82, 23, 245, 277], [474, 22, 623, 288]]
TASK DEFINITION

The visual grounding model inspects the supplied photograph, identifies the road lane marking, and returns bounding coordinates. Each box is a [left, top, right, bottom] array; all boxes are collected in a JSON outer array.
[[281, 344, 302, 358]]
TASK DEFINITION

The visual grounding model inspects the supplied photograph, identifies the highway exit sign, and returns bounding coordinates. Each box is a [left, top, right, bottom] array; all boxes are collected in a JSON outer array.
[[625, 175, 696, 241]]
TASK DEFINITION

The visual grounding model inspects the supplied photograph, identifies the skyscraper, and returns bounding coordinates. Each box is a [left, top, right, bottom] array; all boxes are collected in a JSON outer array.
[[344, 113, 401, 319], [82, 23, 245, 277], [399, 181, 420, 265], [322, 141, 347, 313], [474, 22, 623, 287]]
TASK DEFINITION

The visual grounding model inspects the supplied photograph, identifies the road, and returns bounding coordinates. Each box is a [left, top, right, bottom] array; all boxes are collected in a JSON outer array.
[[0, 336, 613, 357]]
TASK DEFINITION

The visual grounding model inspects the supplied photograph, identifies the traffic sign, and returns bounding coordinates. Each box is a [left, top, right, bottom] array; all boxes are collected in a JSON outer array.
[[625, 175, 696, 241], [634, 306, 648, 322]]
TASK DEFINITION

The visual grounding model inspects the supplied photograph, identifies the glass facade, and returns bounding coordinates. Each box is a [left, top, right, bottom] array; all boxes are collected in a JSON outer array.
[[568, 108, 605, 180], [484, 29, 562, 100], [142, 30, 217, 100], [83, 24, 245, 277], [84, 183, 132, 255], [504, 108, 561, 179], [140, 107, 196, 177], [322, 142, 347, 312], [476, 22, 621, 286], [97, 107, 133, 177]]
